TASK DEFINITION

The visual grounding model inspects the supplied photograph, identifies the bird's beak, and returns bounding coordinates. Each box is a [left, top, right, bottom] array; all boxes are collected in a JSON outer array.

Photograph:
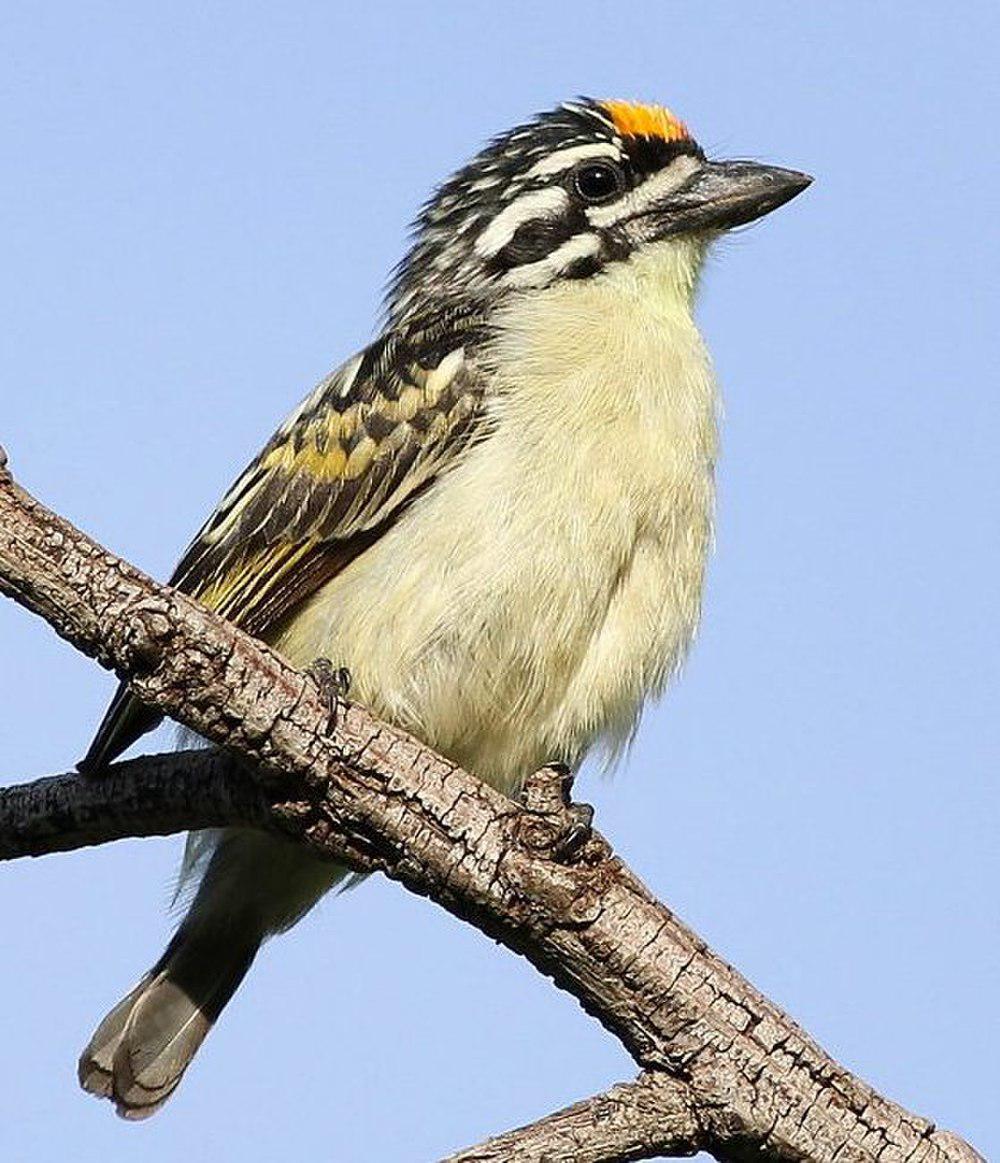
[[647, 160, 812, 237]]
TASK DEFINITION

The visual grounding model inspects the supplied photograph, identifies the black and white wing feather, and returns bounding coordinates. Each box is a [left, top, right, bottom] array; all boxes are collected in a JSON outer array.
[[79, 336, 487, 772]]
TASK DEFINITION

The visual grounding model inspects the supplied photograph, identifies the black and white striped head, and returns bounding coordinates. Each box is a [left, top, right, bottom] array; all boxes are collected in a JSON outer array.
[[387, 98, 810, 324]]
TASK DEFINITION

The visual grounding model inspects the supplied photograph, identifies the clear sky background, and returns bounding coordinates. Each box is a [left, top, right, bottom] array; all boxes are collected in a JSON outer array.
[[1, 3, 997, 1160]]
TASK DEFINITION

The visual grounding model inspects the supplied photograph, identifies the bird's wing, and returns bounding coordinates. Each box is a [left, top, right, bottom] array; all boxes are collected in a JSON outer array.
[[79, 336, 487, 772]]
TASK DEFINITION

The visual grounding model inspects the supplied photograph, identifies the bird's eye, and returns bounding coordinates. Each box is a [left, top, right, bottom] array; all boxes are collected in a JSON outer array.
[[572, 161, 625, 204]]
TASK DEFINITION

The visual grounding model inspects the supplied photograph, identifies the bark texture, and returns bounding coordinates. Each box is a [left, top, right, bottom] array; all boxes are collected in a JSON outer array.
[[0, 459, 985, 1163]]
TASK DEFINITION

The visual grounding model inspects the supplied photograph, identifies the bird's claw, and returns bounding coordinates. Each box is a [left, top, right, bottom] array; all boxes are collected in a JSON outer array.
[[552, 801, 595, 861], [520, 762, 596, 864], [306, 658, 351, 733]]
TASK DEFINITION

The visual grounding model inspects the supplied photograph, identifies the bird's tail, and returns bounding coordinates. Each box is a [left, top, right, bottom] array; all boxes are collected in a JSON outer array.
[[78, 919, 262, 1119], [79, 825, 349, 1117]]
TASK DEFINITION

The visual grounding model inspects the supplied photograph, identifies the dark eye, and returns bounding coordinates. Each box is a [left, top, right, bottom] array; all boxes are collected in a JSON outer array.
[[572, 161, 625, 204]]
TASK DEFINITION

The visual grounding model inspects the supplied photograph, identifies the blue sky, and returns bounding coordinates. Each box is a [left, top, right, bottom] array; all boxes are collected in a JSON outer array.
[[1, 3, 996, 1160]]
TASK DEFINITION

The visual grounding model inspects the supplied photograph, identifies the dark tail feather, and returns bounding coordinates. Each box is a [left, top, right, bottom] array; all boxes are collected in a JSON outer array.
[[78, 680, 163, 774], [78, 923, 261, 1119]]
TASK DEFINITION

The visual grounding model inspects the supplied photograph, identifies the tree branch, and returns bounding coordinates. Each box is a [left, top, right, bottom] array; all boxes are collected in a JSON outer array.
[[0, 751, 266, 859], [444, 1074, 704, 1162], [0, 456, 984, 1163]]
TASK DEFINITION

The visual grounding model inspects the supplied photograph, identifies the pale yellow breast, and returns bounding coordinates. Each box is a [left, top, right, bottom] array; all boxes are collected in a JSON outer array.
[[275, 240, 718, 793]]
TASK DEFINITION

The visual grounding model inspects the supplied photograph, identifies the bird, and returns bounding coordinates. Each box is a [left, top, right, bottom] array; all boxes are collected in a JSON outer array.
[[76, 97, 810, 1118]]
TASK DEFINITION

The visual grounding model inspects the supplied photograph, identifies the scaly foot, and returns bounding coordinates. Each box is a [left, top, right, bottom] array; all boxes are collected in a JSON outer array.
[[520, 762, 595, 863], [305, 658, 352, 732], [552, 801, 594, 861]]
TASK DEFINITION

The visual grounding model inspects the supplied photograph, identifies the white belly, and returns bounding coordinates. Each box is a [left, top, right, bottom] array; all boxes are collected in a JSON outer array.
[[275, 243, 718, 793]]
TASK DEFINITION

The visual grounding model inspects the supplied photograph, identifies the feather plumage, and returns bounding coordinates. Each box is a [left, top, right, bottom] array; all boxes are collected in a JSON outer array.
[[79, 337, 486, 773]]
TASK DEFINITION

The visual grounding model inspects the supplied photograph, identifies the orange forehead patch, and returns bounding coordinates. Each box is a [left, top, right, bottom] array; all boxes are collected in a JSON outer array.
[[600, 99, 691, 143]]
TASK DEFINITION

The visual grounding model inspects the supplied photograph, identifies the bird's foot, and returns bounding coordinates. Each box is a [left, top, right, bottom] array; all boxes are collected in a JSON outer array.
[[554, 800, 595, 861], [305, 658, 351, 733], [519, 762, 596, 863]]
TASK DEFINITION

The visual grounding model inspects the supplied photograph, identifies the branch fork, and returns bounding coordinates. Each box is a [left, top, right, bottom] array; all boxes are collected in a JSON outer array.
[[0, 453, 984, 1163]]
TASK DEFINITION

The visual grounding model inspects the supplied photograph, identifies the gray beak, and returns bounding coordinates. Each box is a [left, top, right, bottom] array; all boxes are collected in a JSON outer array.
[[652, 160, 812, 236]]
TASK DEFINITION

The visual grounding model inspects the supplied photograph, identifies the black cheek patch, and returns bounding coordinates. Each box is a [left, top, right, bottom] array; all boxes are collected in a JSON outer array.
[[492, 216, 575, 270], [563, 254, 604, 281]]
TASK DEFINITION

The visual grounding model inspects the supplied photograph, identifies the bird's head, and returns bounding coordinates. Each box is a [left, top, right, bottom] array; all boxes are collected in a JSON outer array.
[[387, 97, 811, 326]]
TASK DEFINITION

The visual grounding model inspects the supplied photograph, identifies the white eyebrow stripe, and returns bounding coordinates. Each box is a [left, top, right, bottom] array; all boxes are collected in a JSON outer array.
[[474, 187, 569, 257], [523, 142, 620, 179], [501, 232, 601, 288], [585, 155, 702, 227]]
